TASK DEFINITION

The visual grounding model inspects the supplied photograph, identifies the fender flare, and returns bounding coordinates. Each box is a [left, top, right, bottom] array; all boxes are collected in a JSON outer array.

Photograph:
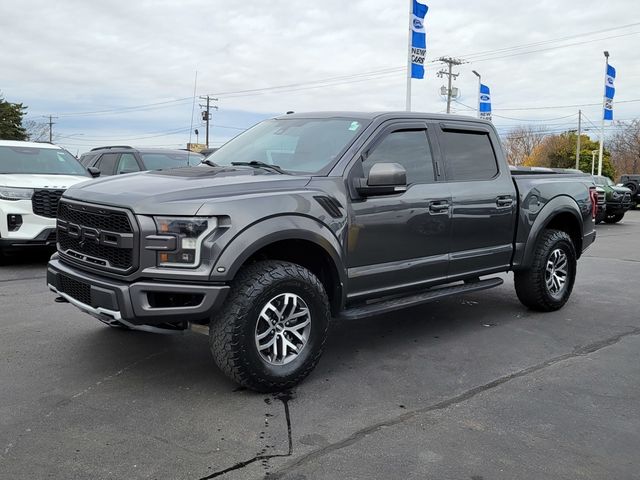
[[209, 215, 347, 305], [517, 195, 583, 269]]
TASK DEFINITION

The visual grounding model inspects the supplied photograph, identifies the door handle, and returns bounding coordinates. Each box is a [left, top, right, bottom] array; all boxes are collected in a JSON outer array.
[[496, 196, 514, 208], [429, 200, 450, 214]]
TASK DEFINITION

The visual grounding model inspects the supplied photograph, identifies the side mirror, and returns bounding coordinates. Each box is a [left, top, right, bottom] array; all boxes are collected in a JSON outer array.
[[87, 167, 101, 178], [356, 162, 407, 197]]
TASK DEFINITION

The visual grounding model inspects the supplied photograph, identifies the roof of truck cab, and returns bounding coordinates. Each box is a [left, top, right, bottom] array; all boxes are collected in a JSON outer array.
[[274, 111, 493, 124]]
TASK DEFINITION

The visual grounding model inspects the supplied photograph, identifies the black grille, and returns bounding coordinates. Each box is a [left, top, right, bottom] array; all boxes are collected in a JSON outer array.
[[57, 201, 135, 272], [59, 275, 91, 305], [57, 202, 132, 233], [32, 189, 64, 218]]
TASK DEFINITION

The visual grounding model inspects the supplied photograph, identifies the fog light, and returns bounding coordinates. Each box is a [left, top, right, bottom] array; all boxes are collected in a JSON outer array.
[[8, 214, 23, 231]]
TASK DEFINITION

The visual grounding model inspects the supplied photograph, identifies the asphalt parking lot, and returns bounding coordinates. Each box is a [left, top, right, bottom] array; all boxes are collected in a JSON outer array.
[[1, 211, 639, 480]]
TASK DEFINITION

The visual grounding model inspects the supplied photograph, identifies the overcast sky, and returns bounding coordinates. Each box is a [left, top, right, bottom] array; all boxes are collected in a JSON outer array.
[[2, 0, 639, 154]]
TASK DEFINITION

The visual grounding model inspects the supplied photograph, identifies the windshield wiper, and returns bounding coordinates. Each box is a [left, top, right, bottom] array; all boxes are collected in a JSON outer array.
[[201, 159, 219, 167], [231, 161, 288, 174]]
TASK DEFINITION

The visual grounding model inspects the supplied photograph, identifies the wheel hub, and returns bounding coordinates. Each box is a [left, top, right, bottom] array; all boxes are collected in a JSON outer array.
[[545, 248, 569, 297], [255, 293, 311, 366]]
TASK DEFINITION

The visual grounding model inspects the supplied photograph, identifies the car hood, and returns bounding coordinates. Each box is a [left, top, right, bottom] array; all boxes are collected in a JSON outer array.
[[0, 173, 91, 189], [612, 185, 631, 194], [62, 166, 312, 215]]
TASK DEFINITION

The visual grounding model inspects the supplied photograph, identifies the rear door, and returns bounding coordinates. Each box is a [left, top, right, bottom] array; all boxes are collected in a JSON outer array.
[[436, 123, 517, 279]]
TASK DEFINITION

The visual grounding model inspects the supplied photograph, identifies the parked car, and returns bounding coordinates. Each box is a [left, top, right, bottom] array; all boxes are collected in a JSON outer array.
[[0, 140, 93, 258], [79, 146, 203, 176], [48, 112, 597, 391], [592, 175, 632, 223], [619, 174, 640, 209], [594, 186, 607, 224]]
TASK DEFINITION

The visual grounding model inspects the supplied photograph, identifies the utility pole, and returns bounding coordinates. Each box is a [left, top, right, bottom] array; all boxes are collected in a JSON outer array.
[[198, 96, 218, 147], [591, 150, 597, 175], [437, 57, 464, 114], [43, 115, 58, 143], [575, 109, 582, 170]]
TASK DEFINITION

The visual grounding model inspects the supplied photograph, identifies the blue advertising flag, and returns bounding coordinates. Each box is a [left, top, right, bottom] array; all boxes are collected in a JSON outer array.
[[410, 0, 428, 79], [603, 63, 616, 120], [479, 83, 492, 121]]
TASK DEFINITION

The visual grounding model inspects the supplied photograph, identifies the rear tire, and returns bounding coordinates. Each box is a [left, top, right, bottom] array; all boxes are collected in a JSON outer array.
[[209, 260, 330, 392], [604, 213, 624, 223], [514, 229, 576, 312]]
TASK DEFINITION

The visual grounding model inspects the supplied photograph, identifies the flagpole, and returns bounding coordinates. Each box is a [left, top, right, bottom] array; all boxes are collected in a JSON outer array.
[[597, 51, 609, 176], [406, 0, 413, 111], [472, 70, 481, 118]]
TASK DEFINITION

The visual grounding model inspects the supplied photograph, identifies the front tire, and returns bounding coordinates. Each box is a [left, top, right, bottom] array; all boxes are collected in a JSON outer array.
[[209, 260, 330, 392], [514, 229, 576, 312]]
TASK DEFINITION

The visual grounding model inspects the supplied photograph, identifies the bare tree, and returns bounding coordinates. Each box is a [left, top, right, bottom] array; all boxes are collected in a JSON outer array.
[[23, 120, 49, 142], [502, 125, 547, 166], [609, 119, 640, 177]]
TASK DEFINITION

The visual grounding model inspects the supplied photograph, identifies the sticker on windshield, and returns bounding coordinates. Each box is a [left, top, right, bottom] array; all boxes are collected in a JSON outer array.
[[348, 121, 360, 131]]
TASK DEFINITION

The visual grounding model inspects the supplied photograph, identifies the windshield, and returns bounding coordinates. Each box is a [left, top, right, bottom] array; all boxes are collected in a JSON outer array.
[[594, 175, 614, 186], [140, 152, 203, 170], [208, 118, 367, 174], [0, 146, 88, 176]]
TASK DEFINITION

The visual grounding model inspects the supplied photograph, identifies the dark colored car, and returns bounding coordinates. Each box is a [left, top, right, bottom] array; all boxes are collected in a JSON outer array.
[[78, 146, 203, 176], [620, 174, 640, 209], [593, 175, 632, 223], [48, 111, 597, 391]]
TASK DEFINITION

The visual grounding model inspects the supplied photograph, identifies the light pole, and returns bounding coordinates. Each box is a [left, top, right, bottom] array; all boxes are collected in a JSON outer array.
[[597, 51, 609, 176], [472, 70, 481, 119], [591, 150, 598, 175]]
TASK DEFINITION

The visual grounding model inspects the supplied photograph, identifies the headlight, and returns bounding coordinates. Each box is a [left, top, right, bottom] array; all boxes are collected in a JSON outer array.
[[153, 216, 216, 267], [0, 187, 34, 201], [612, 192, 622, 200]]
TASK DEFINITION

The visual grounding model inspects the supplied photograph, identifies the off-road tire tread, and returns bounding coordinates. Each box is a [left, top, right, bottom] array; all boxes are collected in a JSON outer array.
[[209, 260, 330, 392], [514, 229, 576, 312]]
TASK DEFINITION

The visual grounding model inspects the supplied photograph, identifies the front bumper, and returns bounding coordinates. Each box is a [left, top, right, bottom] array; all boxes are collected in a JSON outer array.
[[0, 228, 56, 248], [47, 256, 229, 327]]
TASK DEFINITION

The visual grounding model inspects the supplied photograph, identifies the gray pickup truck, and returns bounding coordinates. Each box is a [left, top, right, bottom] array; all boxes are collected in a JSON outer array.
[[47, 112, 597, 391]]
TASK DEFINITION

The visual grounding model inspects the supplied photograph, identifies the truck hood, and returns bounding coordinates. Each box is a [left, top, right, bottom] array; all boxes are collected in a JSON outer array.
[[62, 166, 312, 215], [612, 185, 631, 194], [0, 173, 91, 189]]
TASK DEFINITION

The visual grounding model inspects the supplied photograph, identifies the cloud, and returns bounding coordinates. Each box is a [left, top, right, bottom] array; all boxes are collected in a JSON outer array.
[[1, 0, 639, 152]]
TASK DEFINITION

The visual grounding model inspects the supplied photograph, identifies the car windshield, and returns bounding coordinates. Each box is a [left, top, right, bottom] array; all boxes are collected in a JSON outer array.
[[140, 152, 203, 170], [207, 117, 368, 174], [0, 145, 88, 176], [594, 175, 614, 186]]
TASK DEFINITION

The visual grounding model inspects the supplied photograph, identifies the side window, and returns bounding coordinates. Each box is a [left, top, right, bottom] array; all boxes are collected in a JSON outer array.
[[79, 154, 97, 166], [116, 153, 141, 174], [95, 153, 120, 175], [440, 130, 498, 181], [363, 130, 434, 185]]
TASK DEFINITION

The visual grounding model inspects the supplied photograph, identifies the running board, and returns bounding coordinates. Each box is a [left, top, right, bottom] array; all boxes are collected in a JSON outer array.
[[337, 277, 504, 321]]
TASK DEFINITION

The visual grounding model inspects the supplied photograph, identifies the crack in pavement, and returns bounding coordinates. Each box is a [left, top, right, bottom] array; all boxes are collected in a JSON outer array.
[[0, 275, 46, 284], [197, 392, 294, 480], [266, 327, 640, 479]]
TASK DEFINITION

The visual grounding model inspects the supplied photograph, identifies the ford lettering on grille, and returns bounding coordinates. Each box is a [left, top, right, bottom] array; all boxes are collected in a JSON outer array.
[[57, 200, 136, 273]]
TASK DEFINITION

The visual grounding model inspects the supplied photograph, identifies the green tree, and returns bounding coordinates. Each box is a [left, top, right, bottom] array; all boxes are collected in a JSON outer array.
[[0, 92, 28, 140], [523, 131, 615, 179]]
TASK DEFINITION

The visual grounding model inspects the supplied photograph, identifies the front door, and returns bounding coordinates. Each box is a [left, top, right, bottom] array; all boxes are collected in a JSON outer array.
[[347, 122, 452, 301]]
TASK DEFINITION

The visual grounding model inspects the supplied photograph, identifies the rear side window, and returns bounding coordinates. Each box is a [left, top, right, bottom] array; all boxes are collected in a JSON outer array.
[[363, 130, 434, 185], [79, 154, 97, 166], [440, 130, 498, 181]]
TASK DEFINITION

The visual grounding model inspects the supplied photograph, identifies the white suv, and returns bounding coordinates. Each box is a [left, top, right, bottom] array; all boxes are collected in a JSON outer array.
[[0, 140, 93, 256]]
